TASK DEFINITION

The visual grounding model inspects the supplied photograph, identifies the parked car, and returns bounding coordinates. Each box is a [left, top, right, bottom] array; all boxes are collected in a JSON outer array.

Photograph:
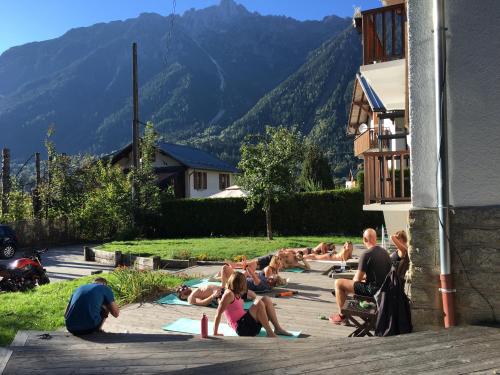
[[0, 225, 17, 259]]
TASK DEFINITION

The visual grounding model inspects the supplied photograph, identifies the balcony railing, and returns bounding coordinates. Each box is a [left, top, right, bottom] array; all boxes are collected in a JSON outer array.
[[362, 3, 406, 65], [363, 150, 410, 205], [354, 128, 391, 157]]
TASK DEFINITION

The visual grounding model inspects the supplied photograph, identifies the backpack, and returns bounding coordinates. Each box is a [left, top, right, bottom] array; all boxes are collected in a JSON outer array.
[[374, 266, 412, 336]]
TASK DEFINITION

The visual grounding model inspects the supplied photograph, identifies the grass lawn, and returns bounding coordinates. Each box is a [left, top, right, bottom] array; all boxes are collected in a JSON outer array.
[[98, 236, 362, 261], [0, 269, 186, 346]]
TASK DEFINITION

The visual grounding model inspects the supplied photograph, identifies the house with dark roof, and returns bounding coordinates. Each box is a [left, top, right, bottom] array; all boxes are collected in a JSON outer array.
[[107, 142, 238, 198]]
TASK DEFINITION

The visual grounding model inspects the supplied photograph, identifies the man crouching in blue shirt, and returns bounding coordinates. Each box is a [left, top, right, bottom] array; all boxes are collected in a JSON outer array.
[[65, 277, 120, 335]]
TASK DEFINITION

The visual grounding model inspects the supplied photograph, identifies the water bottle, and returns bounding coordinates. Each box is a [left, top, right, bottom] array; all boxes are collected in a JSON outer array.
[[201, 313, 208, 338], [340, 260, 346, 273]]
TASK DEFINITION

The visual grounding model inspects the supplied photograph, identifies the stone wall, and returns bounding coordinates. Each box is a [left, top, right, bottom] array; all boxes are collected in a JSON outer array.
[[408, 207, 500, 330]]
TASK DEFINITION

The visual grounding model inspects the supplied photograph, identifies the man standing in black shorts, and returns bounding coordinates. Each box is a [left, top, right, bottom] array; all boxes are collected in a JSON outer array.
[[330, 228, 391, 324]]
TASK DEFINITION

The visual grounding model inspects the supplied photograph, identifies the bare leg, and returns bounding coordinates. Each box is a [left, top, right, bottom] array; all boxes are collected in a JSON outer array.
[[261, 296, 291, 336], [335, 279, 355, 314], [249, 300, 277, 337], [221, 264, 234, 287], [246, 290, 257, 300]]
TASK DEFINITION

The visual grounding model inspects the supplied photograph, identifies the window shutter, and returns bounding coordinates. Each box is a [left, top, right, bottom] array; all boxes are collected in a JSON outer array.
[[203, 172, 207, 189]]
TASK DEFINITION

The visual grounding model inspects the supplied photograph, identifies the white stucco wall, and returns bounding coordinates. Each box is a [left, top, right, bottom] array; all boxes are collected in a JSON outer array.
[[407, 0, 437, 208], [408, 0, 500, 208], [154, 151, 182, 167], [186, 169, 233, 198], [445, 0, 500, 207]]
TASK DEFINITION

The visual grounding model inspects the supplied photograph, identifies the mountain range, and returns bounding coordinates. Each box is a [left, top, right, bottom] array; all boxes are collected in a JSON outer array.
[[0, 0, 360, 177]]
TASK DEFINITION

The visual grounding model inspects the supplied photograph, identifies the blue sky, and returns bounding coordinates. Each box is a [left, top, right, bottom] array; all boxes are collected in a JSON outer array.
[[0, 0, 381, 54]]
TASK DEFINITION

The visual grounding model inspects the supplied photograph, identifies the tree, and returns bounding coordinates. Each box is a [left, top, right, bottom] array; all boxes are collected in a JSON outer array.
[[130, 121, 161, 233], [300, 143, 334, 191], [238, 126, 303, 240], [78, 160, 132, 239]]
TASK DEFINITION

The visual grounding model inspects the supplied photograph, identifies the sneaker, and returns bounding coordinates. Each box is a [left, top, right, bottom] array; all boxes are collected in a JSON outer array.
[[329, 314, 346, 325]]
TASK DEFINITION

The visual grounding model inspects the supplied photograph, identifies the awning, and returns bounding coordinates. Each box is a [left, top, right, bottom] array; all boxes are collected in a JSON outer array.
[[360, 59, 405, 111], [347, 59, 405, 134], [209, 185, 248, 198]]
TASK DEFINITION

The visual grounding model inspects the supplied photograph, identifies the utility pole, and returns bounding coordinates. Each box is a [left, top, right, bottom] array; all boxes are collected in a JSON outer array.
[[1, 148, 10, 216], [132, 42, 140, 221], [32, 152, 41, 218]]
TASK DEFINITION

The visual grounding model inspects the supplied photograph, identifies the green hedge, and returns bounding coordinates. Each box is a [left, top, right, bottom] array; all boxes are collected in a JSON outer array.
[[157, 189, 383, 237]]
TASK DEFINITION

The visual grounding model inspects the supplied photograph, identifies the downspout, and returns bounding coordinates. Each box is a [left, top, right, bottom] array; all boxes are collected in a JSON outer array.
[[432, 0, 456, 327]]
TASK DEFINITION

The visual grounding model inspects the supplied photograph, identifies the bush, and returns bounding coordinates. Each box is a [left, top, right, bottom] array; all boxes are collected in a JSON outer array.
[[356, 170, 364, 191], [157, 189, 383, 237], [109, 267, 185, 305]]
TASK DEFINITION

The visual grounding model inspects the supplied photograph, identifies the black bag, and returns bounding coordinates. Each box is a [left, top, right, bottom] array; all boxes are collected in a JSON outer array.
[[374, 267, 412, 336]]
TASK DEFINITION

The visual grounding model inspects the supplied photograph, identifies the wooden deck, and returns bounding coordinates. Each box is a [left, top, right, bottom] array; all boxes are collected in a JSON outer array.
[[4, 326, 500, 374], [100, 261, 355, 339], [3, 260, 500, 374]]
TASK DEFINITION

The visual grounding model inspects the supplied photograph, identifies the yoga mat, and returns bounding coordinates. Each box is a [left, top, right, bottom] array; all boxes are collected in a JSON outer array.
[[158, 294, 254, 310], [283, 268, 305, 273], [183, 279, 221, 288], [157, 294, 191, 305], [309, 260, 359, 264], [162, 318, 301, 338]]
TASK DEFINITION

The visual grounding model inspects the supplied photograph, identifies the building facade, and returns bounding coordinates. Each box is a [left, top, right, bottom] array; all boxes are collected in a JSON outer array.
[[347, 0, 410, 236], [108, 142, 237, 199], [349, 0, 500, 329], [407, 0, 500, 329]]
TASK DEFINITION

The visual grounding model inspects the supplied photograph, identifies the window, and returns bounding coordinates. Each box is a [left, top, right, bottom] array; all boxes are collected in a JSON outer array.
[[219, 174, 230, 190], [193, 172, 207, 190]]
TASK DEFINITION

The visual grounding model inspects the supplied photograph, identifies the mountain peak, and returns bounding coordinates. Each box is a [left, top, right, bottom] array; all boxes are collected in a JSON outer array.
[[216, 0, 249, 18]]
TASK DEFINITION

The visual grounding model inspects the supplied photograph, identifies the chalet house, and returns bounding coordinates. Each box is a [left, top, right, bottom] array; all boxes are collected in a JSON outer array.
[[347, 0, 410, 237], [107, 142, 237, 199], [348, 0, 500, 330]]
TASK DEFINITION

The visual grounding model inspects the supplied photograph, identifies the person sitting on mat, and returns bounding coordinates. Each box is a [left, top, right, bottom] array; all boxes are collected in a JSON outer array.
[[176, 283, 257, 306], [213, 272, 292, 337], [65, 277, 119, 335], [330, 229, 391, 325], [302, 241, 354, 261], [390, 230, 410, 284]]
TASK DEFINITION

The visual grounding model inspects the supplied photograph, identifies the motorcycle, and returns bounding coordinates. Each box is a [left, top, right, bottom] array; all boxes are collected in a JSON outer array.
[[0, 248, 50, 292]]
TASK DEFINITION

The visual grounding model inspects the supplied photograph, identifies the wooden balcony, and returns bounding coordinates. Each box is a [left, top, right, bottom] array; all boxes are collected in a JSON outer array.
[[354, 130, 377, 157], [363, 150, 410, 205], [362, 3, 406, 65], [354, 128, 391, 157]]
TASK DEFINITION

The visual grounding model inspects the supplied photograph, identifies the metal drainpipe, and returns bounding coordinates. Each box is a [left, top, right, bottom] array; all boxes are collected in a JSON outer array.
[[433, 0, 456, 327]]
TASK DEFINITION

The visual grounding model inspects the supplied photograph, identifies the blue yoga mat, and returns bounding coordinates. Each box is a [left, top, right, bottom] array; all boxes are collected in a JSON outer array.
[[183, 278, 221, 288], [162, 318, 301, 338], [158, 294, 254, 310], [283, 268, 305, 273], [157, 294, 191, 305]]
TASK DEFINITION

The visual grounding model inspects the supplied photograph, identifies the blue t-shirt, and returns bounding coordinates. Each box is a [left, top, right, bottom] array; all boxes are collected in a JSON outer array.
[[247, 272, 270, 292], [65, 283, 115, 332]]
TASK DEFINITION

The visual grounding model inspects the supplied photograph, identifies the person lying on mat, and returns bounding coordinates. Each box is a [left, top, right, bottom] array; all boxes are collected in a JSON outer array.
[[176, 283, 256, 306], [221, 259, 287, 293], [225, 251, 284, 272], [302, 241, 354, 261], [213, 272, 291, 337], [278, 249, 311, 270], [330, 229, 391, 325], [286, 242, 335, 256]]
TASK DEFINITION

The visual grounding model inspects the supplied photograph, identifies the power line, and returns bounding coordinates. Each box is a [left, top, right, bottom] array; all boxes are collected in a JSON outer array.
[[163, 0, 177, 67]]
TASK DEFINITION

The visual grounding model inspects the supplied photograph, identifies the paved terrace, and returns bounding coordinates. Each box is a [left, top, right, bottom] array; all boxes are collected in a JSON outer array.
[[3, 261, 500, 373]]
